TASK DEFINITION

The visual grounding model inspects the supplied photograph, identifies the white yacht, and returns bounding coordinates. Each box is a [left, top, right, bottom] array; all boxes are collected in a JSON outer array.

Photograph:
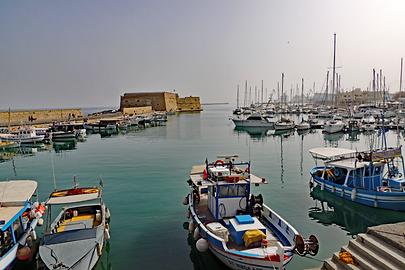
[[361, 114, 376, 131], [323, 116, 345, 133], [274, 117, 295, 130], [232, 114, 274, 128]]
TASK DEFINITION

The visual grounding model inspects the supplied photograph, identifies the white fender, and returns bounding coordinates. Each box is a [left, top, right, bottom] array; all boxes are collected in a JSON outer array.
[[38, 218, 44, 226], [30, 230, 37, 241], [104, 228, 111, 240], [351, 188, 357, 201], [196, 238, 209, 252], [193, 227, 200, 240], [321, 182, 325, 191]]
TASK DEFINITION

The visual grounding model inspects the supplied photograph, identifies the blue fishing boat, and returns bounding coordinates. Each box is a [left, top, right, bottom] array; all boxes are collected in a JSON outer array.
[[309, 147, 405, 211], [184, 155, 318, 270], [0, 180, 46, 269]]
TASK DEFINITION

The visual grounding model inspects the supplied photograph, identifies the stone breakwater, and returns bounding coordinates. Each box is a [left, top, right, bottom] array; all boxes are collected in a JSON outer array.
[[0, 108, 83, 126]]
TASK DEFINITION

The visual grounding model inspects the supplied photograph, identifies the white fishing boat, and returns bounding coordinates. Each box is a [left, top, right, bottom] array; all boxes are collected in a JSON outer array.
[[323, 116, 345, 134], [184, 156, 319, 270], [37, 184, 111, 270], [274, 118, 295, 131], [0, 127, 45, 144], [232, 114, 274, 128], [0, 180, 46, 269]]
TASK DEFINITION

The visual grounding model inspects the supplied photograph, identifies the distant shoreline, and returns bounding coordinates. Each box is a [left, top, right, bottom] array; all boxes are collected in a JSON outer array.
[[201, 102, 229, 105]]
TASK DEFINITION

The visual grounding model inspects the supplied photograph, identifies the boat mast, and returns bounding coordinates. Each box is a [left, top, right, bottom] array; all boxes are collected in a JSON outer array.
[[325, 71, 329, 104], [281, 73, 284, 107], [244, 80, 247, 107], [8, 107, 11, 131], [237, 84, 239, 108], [399, 57, 403, 92], [261, 80, 264, 105], [301, 78, 304, 120], [332, 33, 336, 107]]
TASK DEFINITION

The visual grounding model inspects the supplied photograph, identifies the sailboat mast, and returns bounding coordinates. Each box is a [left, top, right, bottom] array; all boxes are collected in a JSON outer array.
[[261, 80, 264, 105], [332, 33, 337, 107], [281, 73, 284, 107], [301, 78, 304, 108], [8, 107, 11, 130], [237, 84, 239, 108], [399, 57, 403, 92], [325, 71, 329, 103], [244, 80, 247, 107]]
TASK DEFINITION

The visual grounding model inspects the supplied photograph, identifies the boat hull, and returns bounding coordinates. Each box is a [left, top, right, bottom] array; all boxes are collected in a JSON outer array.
[[0, 244, 18, 270], [232, 119, 274, 128], [311, 174, 405, 211]]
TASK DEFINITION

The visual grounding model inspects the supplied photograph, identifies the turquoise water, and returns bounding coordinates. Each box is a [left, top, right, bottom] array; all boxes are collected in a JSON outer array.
[[2, 105, 405, 270]]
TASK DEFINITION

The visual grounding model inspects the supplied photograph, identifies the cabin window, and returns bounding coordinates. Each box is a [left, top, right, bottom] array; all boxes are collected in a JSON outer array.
[[0, 227, 15, 257], [218, 185, 246, 198]]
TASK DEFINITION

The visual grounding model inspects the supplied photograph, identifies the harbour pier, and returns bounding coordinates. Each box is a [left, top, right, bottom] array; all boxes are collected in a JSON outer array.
[[308, 222, 405, 270]]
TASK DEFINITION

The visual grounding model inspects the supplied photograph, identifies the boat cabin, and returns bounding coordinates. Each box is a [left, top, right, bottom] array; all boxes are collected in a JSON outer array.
[[310, 147, 405, 192]]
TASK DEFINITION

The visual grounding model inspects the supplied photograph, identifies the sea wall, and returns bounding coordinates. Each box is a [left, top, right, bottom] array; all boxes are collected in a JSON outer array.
[[122, 106, 153, 115], [0, 109, 83, 126]]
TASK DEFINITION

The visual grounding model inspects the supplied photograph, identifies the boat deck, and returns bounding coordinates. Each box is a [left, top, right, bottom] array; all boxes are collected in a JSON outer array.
[[195, 196, 280, 251]]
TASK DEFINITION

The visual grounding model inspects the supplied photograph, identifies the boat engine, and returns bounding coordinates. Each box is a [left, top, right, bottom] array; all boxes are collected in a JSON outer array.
[[294, 234, 319, 256]]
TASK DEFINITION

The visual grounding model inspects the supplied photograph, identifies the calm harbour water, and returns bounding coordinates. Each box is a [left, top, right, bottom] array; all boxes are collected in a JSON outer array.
[[1, 105, 405, 270]]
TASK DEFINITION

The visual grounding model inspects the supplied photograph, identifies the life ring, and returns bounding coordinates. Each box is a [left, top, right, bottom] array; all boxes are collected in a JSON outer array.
[[214, 160, 225, 166], [380, 186, 390, 192]]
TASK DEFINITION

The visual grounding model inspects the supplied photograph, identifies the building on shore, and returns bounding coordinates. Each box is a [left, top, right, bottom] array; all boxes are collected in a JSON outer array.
[[119, 91, 202, 113]]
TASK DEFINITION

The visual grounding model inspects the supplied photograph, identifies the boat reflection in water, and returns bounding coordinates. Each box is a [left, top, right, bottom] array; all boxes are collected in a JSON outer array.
[[233, 126, 271, 139], [323, 132, 345, 147], [309, 186, 405, 235], [53, 140, 77, 152], [184, 222, 223, 270]]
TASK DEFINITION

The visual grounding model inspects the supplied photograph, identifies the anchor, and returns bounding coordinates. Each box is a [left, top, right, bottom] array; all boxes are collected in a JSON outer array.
[[294, 234, 319, 256]]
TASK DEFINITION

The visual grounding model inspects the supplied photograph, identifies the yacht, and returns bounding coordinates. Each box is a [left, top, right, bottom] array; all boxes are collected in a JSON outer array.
[[274, 118, 295, 131], [323, 116, 345, 134], [232, 114, 274, 128], [0, 127, 44, 144], [361, 114, 376, 132]]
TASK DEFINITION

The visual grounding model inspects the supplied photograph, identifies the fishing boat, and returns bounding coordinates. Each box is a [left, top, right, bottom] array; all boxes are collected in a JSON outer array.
[[184, 155, 318, 270], [274, 118, 295, 131], [232, 114, 274, 128], [0, 180, 46, 269], [296, 119, 310, 131], [323, 116, 345, 134], [0, 127, 45, 144], [309, 147, 405, 211], [37, 184, 111, 270]]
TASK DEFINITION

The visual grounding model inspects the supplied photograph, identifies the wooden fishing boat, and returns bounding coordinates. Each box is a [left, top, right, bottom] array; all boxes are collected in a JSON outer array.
[[309, 147, 405, 211], [0, 180, 45, 269], [0, 141, 19, 150], [37, 184, 111, 270], [184, 155, 318, 270]]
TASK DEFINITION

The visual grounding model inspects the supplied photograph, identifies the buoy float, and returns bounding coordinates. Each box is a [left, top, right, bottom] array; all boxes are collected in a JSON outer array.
[[16, 246, 31, 261], [104, 228, 111, 240], [351, 188, 357, 201], [188, 222, 195, 233], [30, 230, 37, 241], [193, 227, 200, 240], [196, 238, 209, 252]]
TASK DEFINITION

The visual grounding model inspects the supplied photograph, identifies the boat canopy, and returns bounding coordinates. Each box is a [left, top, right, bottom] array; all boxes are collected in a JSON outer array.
[[46, 188, 101, 205], [0, 180, 37, 206], [309, 147, 356, 160], [326, 159, 372, 170]]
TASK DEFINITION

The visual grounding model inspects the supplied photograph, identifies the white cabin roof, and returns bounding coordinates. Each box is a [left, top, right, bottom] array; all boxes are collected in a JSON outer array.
[[0, 180, 37, 206], [327, 158, 369, 170], [309, 147, 356, 160], [46, 191, 100, 205]]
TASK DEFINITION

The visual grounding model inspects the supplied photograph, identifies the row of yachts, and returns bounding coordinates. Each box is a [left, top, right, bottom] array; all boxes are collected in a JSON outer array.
[[232, 112, 405, 134]]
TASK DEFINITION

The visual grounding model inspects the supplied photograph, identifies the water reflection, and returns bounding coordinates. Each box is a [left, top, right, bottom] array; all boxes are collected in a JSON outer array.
[[323, 132, 345, 147], [183, 222, 223, 270], [233, 126, 271, 139], [309, 186, 405, 235], [53, 140, 77, 152]]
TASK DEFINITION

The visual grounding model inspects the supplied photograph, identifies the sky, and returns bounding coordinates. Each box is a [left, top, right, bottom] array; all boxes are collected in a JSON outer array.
[[1, 0, 405, 109]]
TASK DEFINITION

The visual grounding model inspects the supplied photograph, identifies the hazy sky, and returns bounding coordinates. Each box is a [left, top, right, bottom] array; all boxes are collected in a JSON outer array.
[[1, 0, 405, 109]]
